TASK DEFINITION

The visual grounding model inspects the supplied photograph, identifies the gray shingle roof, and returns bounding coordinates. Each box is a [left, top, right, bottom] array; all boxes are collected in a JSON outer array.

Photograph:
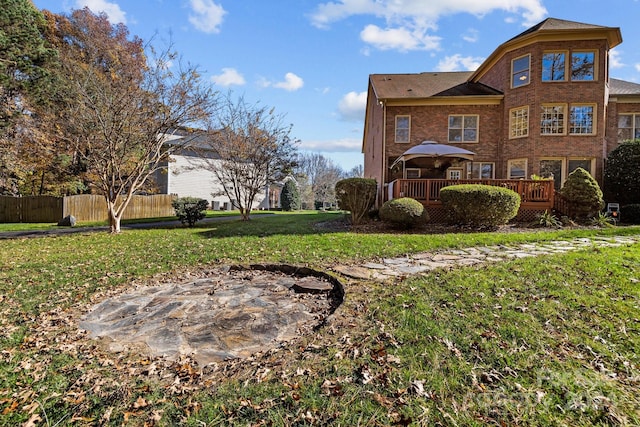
[[610, 78, 640, 96], [370, 72, 501, 100]]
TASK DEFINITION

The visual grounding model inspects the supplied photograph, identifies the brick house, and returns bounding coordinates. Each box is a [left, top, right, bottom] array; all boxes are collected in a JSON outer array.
[[362, 18, 640, 212]]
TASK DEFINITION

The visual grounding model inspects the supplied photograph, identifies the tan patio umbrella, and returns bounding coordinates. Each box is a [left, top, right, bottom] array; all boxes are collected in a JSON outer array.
[[390, 140, 476, 170]]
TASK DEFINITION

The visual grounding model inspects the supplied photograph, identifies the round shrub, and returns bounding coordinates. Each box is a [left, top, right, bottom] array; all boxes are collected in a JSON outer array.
[[621, 204, 640, 224], [440, 184, 520, 226], [379, 197, 429, 228], [559, 167, 604, 219], [172, 197, 208, 227]]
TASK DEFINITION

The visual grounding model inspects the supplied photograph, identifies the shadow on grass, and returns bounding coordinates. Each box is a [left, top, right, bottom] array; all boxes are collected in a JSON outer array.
[[196, 211, 345, 239]]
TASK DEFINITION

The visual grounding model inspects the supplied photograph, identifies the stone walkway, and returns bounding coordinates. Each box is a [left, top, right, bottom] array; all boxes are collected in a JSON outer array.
[[332, 234, 640, 281]]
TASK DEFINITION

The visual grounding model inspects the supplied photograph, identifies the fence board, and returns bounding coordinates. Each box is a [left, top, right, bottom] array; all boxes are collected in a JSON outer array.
[[0, 194, 176, 223]]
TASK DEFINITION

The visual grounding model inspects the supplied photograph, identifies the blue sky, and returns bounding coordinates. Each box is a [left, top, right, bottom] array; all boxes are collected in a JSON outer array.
[[31, 0, 640, 171]]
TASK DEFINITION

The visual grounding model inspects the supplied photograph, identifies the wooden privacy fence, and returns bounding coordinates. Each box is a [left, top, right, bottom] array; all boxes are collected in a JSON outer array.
[[0, 194, 176, 223]]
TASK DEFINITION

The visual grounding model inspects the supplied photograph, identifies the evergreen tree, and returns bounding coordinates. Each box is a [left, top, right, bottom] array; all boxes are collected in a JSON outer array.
[[280, 179, 300, 211]]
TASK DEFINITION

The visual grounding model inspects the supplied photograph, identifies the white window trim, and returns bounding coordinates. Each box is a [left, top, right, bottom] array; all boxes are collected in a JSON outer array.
[[447, 168, 463, 180], [405, 168, 421, 179]]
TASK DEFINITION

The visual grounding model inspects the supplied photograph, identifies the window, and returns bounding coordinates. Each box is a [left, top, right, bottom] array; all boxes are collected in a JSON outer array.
[[448, 115, 478, 142], [512, 55, 530, 88], [540, 104, 566, 135], [568, 158, 594, 176], [509, 106, 529, 138], [618, 114, 640, 142], [571, 51, 595, 81], [570, 105, 595, 134], [467, 162, 495, 179], [542, 52, 566, 81], [405, 168, 420, 179], [508, 159, 527, 179], [539, 159, 563, 191], [447, 169, 463, 180], [395, 115, 410, 143]]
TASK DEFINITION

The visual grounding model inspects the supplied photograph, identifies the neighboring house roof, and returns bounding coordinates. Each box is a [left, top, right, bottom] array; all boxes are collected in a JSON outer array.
[[610, 78, 640, 96], [370, 72, 501, 102]]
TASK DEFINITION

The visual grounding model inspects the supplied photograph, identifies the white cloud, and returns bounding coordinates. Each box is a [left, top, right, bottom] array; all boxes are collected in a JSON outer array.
[[636, 63, 640, 73], [338, 91, 367, 121], [360, 25, 441, 51], [211, 68, 245, 86], [299, 137, 361, 152], [309, 0, 547, 52], [609, 49, 624, 69], [462, 28, 479, 43], [264, 72, 304, 91], [75, 0, 126, 23], [436, 54, 484, 72], [189, 0, 226, 34]]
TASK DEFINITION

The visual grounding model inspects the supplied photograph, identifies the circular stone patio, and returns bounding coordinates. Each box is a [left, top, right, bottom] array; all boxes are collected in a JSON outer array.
[[80, 265, 343, 366]]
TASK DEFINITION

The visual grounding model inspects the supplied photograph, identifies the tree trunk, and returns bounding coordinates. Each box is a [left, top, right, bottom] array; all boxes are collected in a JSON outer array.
[[107, 200, 122, 233]]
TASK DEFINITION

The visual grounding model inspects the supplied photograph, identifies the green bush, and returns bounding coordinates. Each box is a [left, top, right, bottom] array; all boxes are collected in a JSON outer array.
[[335, 178, 377, 225], [172, 197, 208, 227], [559, 168, 604, 219], [440, 184, 520, 226], [604, 139, 640, 205], [621, 204, 640, 224], [379, 198, 429, 229], [280, 179, 300, 211]]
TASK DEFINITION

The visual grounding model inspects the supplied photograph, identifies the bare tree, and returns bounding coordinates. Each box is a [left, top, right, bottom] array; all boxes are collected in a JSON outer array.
[[296, 153, 344, 209], [47, 9, 218, 232], [203, 95, 298, 220]]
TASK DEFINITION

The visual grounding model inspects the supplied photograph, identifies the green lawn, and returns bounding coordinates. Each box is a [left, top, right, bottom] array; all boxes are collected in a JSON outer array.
[[0, 212, 639, 426]]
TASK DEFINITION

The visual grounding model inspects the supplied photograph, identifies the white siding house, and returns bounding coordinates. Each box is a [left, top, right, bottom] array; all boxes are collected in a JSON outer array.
[[154, 133, 269, 210]]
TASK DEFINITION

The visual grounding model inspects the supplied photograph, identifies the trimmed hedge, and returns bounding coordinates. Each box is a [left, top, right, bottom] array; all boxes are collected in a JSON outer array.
[[379, 197, 429, 229], [440, 184, 520, 226], [335, 178, 377, 225]]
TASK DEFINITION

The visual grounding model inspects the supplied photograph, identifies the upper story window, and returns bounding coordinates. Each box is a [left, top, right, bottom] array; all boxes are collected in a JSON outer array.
[[569, 104, 595, 135], [509, 106, 529, 139], [395, 115, 410, 143], [542, 50, 597, 82], [448, 115, 478, 143], [618, 113, 640, 142], [541, 104, 566, 135], [542, 52, 566, 81], [511, 54, 530, 88], [571, 51, 595, 81]]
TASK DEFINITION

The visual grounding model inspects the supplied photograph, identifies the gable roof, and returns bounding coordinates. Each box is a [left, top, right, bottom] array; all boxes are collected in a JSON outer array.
[[369, 72, 501, 101], [470, 18, 622, 83]]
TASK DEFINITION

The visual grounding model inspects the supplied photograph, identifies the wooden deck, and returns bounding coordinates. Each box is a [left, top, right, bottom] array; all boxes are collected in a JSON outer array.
[[386, 179, 555, 222]]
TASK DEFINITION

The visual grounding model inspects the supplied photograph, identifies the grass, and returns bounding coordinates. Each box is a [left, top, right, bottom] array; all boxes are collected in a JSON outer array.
[[0, 211, 639, 425]]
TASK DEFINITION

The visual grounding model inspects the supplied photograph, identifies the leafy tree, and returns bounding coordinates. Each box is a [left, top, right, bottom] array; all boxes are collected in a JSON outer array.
[[280, 178, 300, 211], [0, 0, 63, 195], [45, 8, 218, 232], [203, 95, 298, 221], [559, 167, 604, 219], [604, 139, 640, 205]]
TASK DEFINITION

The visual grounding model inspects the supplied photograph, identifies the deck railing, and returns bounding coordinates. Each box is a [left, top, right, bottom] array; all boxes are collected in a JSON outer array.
[[388, 179, 554, 210]]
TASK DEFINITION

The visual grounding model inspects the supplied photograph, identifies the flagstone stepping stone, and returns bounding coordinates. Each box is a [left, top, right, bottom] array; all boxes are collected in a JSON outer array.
[[80, 265, 343, 366]]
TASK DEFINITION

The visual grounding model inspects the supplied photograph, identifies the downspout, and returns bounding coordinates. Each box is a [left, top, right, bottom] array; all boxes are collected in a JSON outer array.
[[381, 99, 387, 205]]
